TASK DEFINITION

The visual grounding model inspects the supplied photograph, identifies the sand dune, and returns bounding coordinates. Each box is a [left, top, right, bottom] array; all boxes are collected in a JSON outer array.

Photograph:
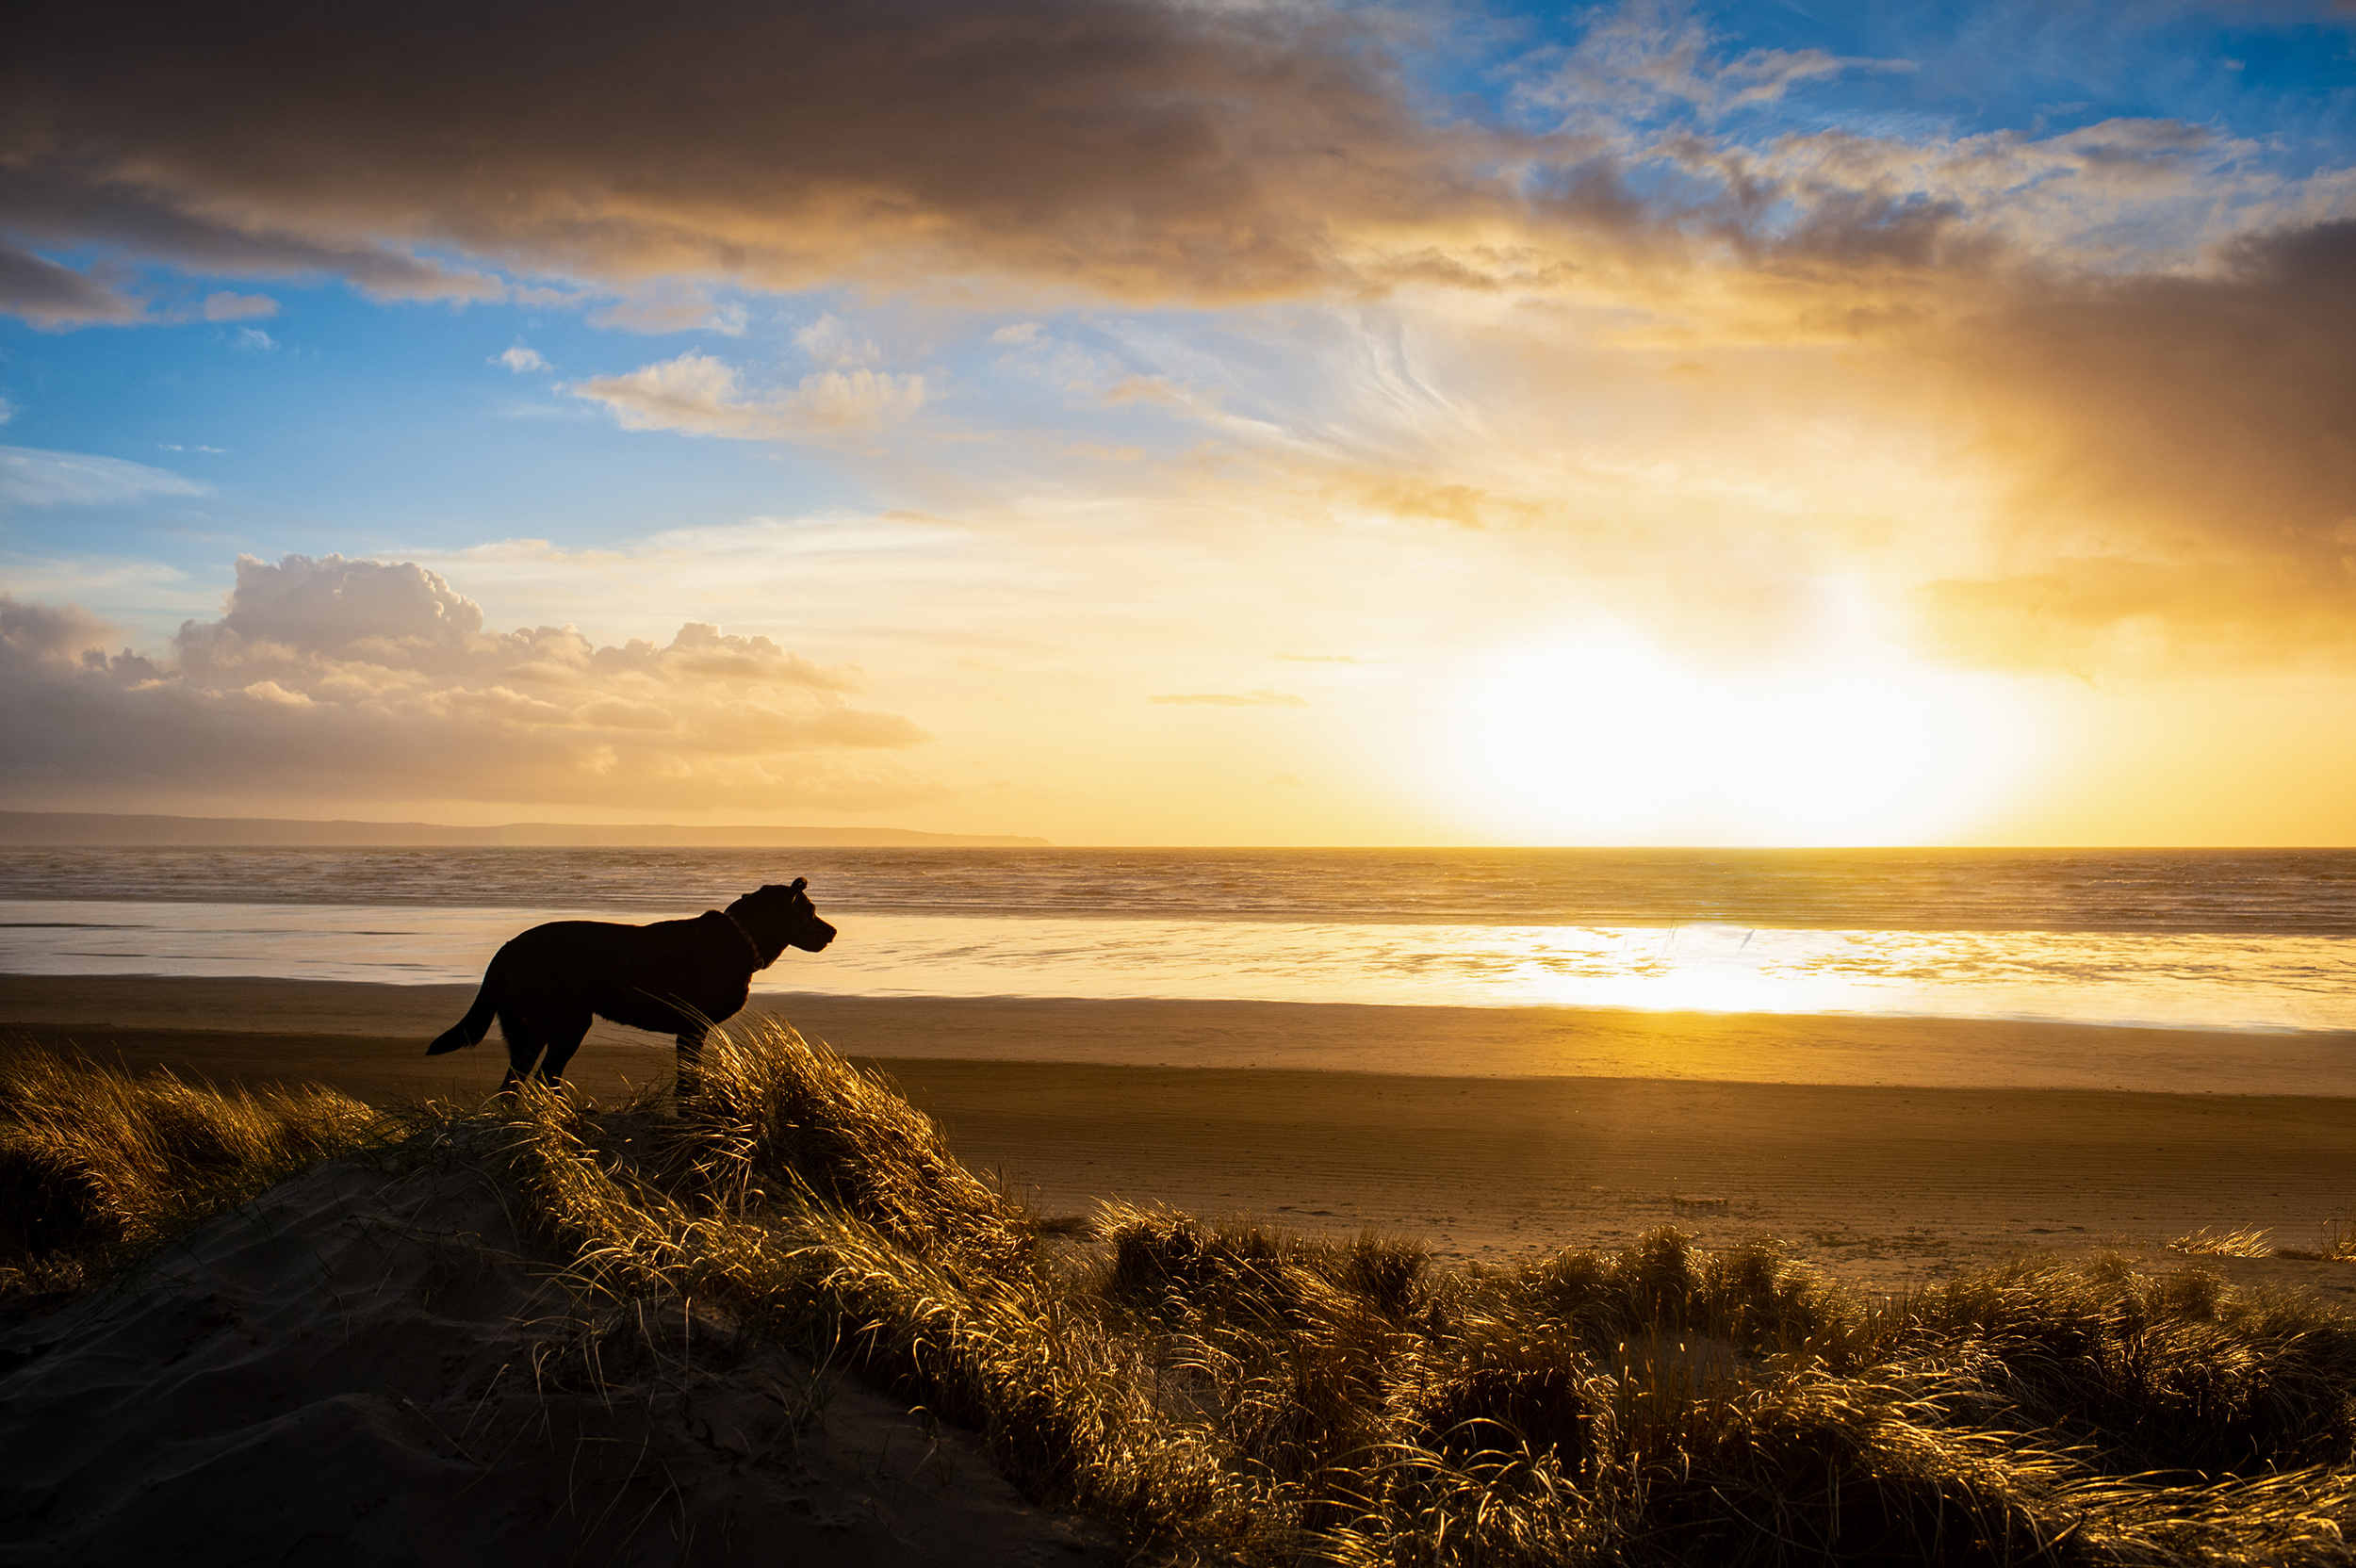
[[0, 1154, 1112, 1566]]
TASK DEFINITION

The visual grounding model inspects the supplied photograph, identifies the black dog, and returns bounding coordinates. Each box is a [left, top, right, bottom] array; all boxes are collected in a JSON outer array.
[[426, 878, 836, 1090]]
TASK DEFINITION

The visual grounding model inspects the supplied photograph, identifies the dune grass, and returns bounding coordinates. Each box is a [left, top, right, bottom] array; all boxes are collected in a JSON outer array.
[[0, 1047, 379, 1293], [13, 1024, 2356, 1562], [466, 1021, 2356, 1566], [2169, 1225, 2277, 1258]]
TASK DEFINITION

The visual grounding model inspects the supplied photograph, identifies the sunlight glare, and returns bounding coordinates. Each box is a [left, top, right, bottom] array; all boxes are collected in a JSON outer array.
[[1440, 618, 2041, 844]]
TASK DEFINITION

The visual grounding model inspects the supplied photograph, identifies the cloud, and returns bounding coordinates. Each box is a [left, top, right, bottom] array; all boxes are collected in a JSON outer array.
[[1527, 0, 1910, 127], [0, 0, 1527, 315], [0, 446, 206, 508], [231, 326, 276, 351], [0, 554, 936, 811], [0, 0, 2340, 326], [0, 240, 143, 328], [587, 282, 750, 335], [494, 345, 551, 372], [570, 352, 926, 442], [794, 313, 879, 368], [1148, 690, 1308, 707], [0, 160, 515, 315], [200, 290, 275, 320], [1, 595, 117, 662], [1907, 220, 2356, 665]]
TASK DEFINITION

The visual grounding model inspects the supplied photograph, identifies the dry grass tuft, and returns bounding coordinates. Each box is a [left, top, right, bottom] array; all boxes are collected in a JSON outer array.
[[0, 1048, 378, 1292], [2169, 1225, 2276, 1258], [2295, 1212, 2356, 1264]]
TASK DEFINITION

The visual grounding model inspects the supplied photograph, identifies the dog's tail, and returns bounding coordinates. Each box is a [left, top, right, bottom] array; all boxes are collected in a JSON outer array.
[[426, 952, 505, 1055]]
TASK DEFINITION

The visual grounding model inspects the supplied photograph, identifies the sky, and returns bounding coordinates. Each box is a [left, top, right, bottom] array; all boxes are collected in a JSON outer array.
[[3, 0, 2353, 846]]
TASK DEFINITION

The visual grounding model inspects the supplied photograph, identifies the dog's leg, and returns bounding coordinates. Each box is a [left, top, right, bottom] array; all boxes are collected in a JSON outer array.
[[676, 1028, 708, 1099], [498, 1009, 544, 1093], [538, 1014, 594, 1089]]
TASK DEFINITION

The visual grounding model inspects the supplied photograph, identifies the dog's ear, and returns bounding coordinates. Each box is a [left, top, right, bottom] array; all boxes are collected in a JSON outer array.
[[789, 876, 808, 895]]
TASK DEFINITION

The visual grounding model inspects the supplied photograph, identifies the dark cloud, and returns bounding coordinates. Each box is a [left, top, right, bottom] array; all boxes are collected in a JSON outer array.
[[0, 0, 2310, 318], [0, 238, 141, 327], [0, 166, 511, 309], [0, 0, 1519, 307], [0, 556, 936, 812], [1917, 220, 2356, 663]]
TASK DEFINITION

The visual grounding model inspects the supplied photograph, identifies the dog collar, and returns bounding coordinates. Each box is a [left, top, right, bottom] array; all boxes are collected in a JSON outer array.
[[720, 908, 768, 968]]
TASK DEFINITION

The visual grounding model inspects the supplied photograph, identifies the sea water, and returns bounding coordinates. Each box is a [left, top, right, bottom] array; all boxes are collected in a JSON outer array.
[[2, 847, 2351, 1033]]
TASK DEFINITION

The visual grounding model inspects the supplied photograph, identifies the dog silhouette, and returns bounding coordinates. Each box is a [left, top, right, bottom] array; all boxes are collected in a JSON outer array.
[[426, 878, 836, 1090]]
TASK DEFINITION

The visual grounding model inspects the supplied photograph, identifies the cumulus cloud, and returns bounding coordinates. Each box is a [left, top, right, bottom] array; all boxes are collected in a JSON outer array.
[[570, 352, 926, 442], [1, 595, 117, 662], [494, 345, 551, 372], [0, 554, 936, 811], [794, 313, 879, 368]]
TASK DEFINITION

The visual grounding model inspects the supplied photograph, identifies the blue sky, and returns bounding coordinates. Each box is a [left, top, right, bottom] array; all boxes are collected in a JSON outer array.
[[4, 0, 2354, 842]]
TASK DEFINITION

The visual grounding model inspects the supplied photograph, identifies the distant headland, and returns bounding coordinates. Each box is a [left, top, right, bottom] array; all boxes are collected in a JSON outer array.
[[0, 811, 1050, 849]]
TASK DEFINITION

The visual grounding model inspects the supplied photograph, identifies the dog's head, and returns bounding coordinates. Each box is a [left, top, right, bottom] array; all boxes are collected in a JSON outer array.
[[728, 876, 837, 964]]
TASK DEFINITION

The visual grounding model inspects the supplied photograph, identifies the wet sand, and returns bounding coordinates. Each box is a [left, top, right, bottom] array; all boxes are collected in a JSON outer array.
[[8, 973, 2356, 1292]]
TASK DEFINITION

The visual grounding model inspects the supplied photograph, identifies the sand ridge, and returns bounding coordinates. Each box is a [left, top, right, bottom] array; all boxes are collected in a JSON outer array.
[[0, 1152, 1115, 1566]]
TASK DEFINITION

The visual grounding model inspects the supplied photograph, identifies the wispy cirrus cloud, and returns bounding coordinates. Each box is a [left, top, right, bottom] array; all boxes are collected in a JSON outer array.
[[1519, 0, 1914, 127], [0, 446, 206, 508]]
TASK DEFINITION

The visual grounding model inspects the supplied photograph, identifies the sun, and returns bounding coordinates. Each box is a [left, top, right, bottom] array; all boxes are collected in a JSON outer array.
[[1437, 616, 2043, 846]]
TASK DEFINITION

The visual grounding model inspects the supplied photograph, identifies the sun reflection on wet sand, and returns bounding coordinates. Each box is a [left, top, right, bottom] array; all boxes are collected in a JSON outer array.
[[5, 901, 2350, 1034]]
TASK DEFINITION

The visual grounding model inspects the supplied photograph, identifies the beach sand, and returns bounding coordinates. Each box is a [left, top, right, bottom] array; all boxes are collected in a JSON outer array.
[[8, 973, 2356, 1293]]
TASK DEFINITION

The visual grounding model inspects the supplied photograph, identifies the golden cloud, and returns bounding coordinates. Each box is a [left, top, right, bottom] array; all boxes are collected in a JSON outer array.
[[569, 353, 927, 441], [0, 556, 937, 812]]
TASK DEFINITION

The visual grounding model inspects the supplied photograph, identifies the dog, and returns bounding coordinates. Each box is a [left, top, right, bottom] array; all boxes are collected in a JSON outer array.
[[425, 878, 836, 1091]]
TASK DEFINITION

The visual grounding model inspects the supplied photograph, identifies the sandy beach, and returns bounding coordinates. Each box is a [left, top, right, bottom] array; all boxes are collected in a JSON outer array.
[[8, 973, 2356, 1292]]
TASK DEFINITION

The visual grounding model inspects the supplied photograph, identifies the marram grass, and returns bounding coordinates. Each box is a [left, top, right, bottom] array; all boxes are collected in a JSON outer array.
[[0, 1046, 378, 1291], [12, 1023, 2356, 1563]]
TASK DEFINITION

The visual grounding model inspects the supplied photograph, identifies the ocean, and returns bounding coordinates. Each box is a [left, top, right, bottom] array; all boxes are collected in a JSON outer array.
[[3, 846, 2351, 1035]]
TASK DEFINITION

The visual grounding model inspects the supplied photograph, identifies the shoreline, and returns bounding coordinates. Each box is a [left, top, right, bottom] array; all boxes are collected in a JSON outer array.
[[9, 973, 2356, 1289], [4, 972, 2354, 1095]]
